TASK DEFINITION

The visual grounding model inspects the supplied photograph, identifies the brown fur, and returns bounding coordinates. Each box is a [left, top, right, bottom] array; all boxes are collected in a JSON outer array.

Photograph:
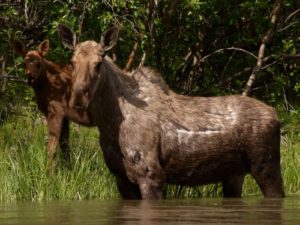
[[58, 25, 284, 199], [14, 40, 93, 174]]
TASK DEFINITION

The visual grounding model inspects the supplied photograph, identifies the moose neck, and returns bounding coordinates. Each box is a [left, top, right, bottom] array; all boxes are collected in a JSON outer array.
[[89, 57, 136, 134], [32, 59, 70, 91]]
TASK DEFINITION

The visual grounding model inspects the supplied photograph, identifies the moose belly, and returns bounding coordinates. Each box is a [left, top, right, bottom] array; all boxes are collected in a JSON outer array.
[[160, 127, 248, 185], [164, 152, 248, 185]]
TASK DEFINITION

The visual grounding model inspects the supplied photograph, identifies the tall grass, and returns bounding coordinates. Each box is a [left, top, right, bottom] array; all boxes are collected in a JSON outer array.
[[0, 109, 119, 202], [0, 107, 299, 202]]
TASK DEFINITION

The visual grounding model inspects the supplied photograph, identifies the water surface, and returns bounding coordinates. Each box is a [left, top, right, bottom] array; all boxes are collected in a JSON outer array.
[[1, 197, 299, 225]]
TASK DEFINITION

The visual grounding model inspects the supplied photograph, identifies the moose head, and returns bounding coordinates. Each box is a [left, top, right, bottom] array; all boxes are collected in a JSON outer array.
[[57, 24, 119, 109], [14, 40, 50, 86]]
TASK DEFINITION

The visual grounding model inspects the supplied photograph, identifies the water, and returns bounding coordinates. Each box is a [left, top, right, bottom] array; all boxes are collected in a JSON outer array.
[[0, 198, 299, 225]]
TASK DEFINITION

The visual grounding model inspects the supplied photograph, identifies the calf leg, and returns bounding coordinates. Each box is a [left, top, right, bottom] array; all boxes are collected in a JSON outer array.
[[47, 113, 64, 175], [116, 176, 141, 199], [59, 118, 71, 168], [222, 174, 245, 197]]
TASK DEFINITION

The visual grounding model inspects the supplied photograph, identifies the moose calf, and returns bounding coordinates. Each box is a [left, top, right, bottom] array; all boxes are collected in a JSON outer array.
[[14, 40, 93, 174]]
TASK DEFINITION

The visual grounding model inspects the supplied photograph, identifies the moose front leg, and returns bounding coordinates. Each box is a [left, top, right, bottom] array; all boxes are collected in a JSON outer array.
[[125, 157, 165, 199], [47, 113, 64, 175], [138, 165, 165, 199], [139, 177, 164, 200], [116, 175, 142, 199]]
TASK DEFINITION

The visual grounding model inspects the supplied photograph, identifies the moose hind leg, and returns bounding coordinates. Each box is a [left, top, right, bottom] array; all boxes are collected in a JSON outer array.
[[222, 174, 245, 197], [251, 161, 284, 198], [250, 122, 284, 197], [59, 118, 71, 168]]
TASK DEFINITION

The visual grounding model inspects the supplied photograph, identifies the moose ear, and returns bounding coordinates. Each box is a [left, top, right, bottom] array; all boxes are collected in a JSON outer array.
[[13, 40, 27, 57], [57, 23, 77, 50], [100, 26, 119, 52], [38, 40, 50, 56]]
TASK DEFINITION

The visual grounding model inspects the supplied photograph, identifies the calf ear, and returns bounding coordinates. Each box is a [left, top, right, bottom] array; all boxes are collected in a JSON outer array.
[[57, 24, 77, 50], [38, 40, 50, 56], [100, 26, 119, 52], [13, 40, 27, 57]]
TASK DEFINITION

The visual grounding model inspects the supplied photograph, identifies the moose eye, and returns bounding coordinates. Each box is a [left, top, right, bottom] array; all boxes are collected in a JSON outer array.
[[36, 62, 41, 69]]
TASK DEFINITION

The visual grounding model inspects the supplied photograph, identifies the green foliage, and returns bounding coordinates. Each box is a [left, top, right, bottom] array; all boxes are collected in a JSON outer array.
[[1, 0, 299, 100]]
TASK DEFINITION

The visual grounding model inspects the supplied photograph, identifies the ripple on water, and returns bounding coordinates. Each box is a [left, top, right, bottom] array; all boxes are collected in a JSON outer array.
[[0, 197, 299, 225]]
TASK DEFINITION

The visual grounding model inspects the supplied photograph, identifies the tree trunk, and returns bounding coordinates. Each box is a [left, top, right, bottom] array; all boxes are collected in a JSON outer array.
[[243, 0, 282, 96]]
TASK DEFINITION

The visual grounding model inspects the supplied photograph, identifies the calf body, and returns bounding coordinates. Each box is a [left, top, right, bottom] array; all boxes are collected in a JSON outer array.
[[14, 40, 92, 174], [58, 25, 284, 199]]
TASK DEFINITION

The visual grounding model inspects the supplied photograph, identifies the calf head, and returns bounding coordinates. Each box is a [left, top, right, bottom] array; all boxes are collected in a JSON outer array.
[[57, 24, 119, 109], [14, 40, 50, 86]]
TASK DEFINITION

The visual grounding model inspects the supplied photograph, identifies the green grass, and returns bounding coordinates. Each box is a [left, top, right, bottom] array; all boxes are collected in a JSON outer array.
[[0, 107, 299, 202], [0, 109, 119, 202]]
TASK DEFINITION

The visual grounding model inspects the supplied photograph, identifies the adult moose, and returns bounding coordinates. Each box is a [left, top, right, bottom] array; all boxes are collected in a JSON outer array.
[[58, 24, 284, 199], [14, 40, 93, 174]]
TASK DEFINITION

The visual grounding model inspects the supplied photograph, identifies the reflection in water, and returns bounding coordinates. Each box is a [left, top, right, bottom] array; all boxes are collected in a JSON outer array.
[[0, 198, 299, 225]]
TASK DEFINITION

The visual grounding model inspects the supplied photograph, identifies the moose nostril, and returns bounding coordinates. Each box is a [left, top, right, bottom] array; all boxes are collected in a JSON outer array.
[[75, 103, 83, 110], [76, 86, 87, 94], [70, 98, 83, 110], [76, 89, 82, 95]]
